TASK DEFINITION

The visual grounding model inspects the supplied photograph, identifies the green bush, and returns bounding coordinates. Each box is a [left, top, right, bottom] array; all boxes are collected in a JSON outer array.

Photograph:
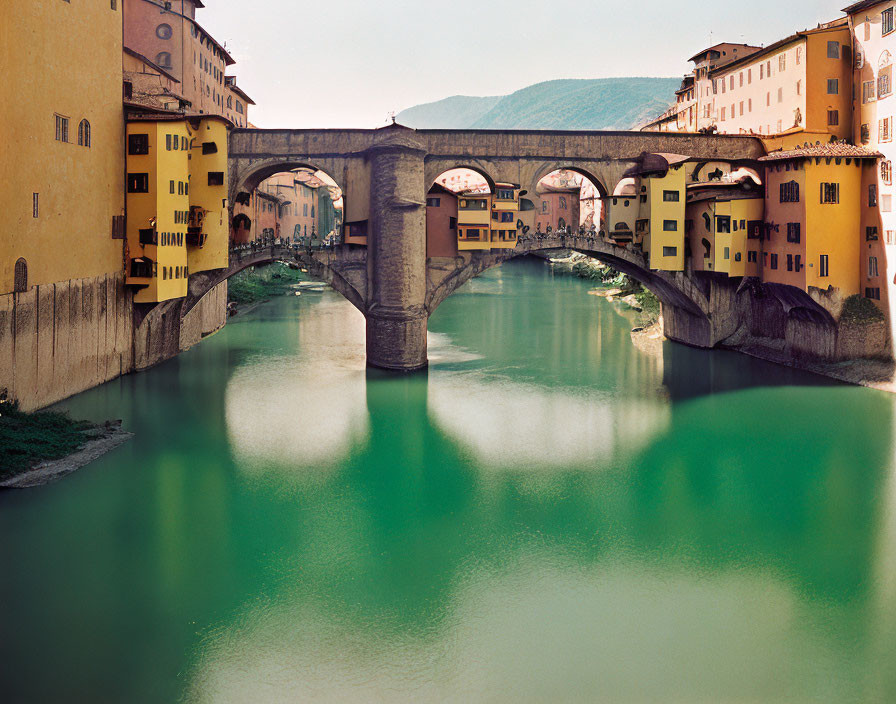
[[0, 403, 93, 478], [841, 294, 885, 325], [228, 263, 307, 305]]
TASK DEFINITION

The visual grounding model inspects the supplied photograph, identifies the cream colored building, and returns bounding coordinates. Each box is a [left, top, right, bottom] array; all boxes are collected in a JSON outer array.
[[846, 1, 896, 329]]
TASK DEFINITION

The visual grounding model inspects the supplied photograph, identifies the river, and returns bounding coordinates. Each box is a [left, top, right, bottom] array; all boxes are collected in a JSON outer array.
[[2, 257, 896, 703]]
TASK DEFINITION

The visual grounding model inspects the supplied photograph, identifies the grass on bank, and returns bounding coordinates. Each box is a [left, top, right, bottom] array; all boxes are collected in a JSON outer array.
[[841, 294, 886, 325], [0, 403, 94, 479], [557, 255, 662, 327], [228, 263, 308, 305]]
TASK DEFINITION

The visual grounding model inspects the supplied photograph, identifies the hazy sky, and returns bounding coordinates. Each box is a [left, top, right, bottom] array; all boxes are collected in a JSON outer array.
[[199, 0, 850, 129]]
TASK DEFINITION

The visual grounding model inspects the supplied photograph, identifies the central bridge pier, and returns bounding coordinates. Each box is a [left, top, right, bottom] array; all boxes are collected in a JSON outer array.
[[365, 130, 430, 371]]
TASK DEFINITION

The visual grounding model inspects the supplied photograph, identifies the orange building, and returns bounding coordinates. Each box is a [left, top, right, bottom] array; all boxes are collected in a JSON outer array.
[[426, 184, 459, 258], [759, 143, 879, 296]]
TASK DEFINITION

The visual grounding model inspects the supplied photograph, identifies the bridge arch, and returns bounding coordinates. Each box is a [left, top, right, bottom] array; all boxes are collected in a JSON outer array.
[[425, 161, 498, 193], [424, 235, 712, 334]]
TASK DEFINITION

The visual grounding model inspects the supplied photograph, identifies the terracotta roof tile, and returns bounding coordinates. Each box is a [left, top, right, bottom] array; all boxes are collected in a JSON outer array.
[[759, 142, 882, 161]]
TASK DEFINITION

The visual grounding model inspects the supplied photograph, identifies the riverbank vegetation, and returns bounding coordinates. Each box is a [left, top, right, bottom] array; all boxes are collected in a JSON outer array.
[[841, 294, 886, 325], [228, 263, 308, 306], [549, 253, 661, 327], [0, 403, 94, 479]]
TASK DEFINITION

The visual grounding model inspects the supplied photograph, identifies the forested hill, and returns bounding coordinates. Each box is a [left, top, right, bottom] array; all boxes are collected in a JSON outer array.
[[396, 77, 679, 131]]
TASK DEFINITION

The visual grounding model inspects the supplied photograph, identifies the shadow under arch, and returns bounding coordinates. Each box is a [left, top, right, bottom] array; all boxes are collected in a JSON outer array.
[[530, 163, 611, 199], [230, 158, 348, 207], [427, 163, 499, 194]]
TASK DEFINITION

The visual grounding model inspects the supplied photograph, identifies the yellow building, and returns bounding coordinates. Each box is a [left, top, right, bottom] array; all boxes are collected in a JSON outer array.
[[187, 117, 230, 273], [709, 198, 765, 276], [457, 191, 492, 251], [125, 115, 230, 303], [490, 183, 522, 249], [760, 143, 877, 297], [1, 1, 125, 294], [642, 157, 688, 272]]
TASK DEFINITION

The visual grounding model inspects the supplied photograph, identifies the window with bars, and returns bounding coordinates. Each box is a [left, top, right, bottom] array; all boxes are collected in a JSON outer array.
[[869, 256, 880, 278], [820, 182, 840, 204], [881, 116, 893, 142], [867, 226, 880, 241], [884, 160, 894, 184], [77, 119, 91, 147], [827, 41, 841, 59], [884, 7, 895, 35], [820, 255, 829, 277], [787, 222, 801, 243], [780, 181, 800, 202], [55, 114, 69, 142]]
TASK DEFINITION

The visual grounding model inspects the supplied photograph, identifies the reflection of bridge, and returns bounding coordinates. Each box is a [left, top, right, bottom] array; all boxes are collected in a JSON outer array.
[[224, 124, 766, 371]]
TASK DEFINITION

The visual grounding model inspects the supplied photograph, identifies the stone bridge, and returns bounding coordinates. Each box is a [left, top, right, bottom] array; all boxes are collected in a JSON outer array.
[[225, 124, 766, 370]]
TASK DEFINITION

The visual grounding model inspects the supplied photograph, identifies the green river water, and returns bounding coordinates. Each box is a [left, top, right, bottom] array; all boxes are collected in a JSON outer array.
[[2, 258, 896, 703]]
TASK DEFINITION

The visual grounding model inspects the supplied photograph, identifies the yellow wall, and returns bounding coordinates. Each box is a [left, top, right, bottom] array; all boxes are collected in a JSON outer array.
[[729, 198, 765, 277], [0, 1, 125, 294], [491, 185, 521, 250], [187, 118, 230, 273], [804, 160, 862, 296], [646, 166, 686, 271], [458, 195, 492, 251], [126, 121, 190, 303]]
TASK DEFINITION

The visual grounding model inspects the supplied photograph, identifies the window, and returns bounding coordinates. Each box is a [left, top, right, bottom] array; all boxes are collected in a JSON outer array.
[[819, 255, 829, 277], [127, 173, 149, 193], [862, 123, 871, 144], [787, 254, 794, 272], [426, 197, 440, 207], [55, 114, 69, 142], [827, 79, 839, 95], [779, 54, 786, 72], [13, 258, 28, 294], [888, 230, 896, 245], [156, 23, 173, 40], [796, 47, 802, 65], [871, 184, 879, 207], [884, 195, 893, 212], [787, 222, 801, 243], [780, 181, 800, 202], [156, 52, 172, 69], [880, 67, 893, 98], [820, 182, 840, 204], [208, 172, 224, 186], [724, 247, 730, 260], [827, 41, 841, 59], [559, 196, 568, 210], [178, 182, 184, 196], [32, 193, 38, 219], [748, 251, 758, 263], [864, 80, 877, 103], [770, 253, 779, 270], [663, 220, 678, 232], [867, 226, 880, 241], [866, 287, 882, 300], [716, 216, 731, 233], [128, 133, 149, 155], [501, 212, 514, 223], [663, 190, 680, 202], [881, 117, 893, 143], [165, 134, 173, 151], [870, 256, 880, 278], [662, 247, 678, 257], [885, 7, 895, 35], [169, 180, 175, 194], [795, 255, 802, 272], [201, 142, 218, 155], [778, 87, 783, 103], [496, 189, 514, 200], [77, 119, 91, 147]]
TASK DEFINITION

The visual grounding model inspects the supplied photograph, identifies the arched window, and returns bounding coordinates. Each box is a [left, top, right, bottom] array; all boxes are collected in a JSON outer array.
[[156, 24, 173, 40], [78, 119, 91, 147], [14, 258, 27, 294], [156, 52, 172, 69]]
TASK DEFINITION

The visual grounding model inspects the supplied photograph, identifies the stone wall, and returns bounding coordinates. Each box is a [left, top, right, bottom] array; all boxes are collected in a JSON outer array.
[[0, 276, 229, 411], [0, 273, 134, 412]]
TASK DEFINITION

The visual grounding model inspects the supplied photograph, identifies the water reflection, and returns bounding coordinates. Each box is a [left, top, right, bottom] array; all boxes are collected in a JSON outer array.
[[1, 260, 895, 703]]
